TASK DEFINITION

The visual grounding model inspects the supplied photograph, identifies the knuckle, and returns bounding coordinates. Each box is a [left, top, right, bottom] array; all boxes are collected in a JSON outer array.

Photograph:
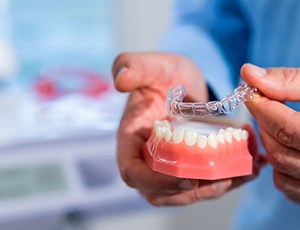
[[268, 150, 300, 178], [146, 197, 164, 207], [266, 149, 283, 170], [190, 190, 205, 203], [140, 192, 164, 207], [282, 68, 299, 92], [275, 126, 295, 147]]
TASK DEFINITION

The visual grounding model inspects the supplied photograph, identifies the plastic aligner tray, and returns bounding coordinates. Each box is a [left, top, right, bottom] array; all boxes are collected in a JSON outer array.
[[167, 84, 258, 118]]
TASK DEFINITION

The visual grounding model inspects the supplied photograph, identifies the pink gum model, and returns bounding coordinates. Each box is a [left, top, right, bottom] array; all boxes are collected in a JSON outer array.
[[143, 119, 253, 180]]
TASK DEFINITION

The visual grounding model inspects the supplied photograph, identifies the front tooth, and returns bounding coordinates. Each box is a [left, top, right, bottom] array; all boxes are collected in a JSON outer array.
[[172, 127, 185, 144], [208, 133, 218, 148], [184, 130, 197, 146], [233, 129, 242, 142], [162, 120, 171, 129], [197, 135, 207, 149], [164, 129, 173, 142], [225, 132, 232, 143], [217, 133, 225, 144], [242, 130, 249, 140]]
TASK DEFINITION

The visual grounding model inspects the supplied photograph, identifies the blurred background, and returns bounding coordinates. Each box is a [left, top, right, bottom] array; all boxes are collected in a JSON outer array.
[[0, 0, 241, 229]]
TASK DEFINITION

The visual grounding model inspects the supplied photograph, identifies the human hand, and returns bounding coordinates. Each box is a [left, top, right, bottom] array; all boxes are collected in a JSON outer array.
[[112, 53, 264, 206], [241, 64, 300, 203]]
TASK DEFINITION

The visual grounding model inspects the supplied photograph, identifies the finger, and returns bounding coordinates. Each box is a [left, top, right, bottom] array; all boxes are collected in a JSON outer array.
[[286, 194, 300, 204], [140, 179, 232, 206], [241, 64, 300, 101], [259, 128, 300, 179], [111, 52, 207, 101], [246, 95, 300, 150], [274, 170, 300, 202], [117, 131, 199, 195]]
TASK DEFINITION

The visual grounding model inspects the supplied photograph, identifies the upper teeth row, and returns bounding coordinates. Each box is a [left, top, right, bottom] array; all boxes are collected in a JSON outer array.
[[154, 120, 249, 149]]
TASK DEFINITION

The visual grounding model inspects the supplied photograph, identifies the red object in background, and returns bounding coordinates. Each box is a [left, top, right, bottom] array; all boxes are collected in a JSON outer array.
[[34, 68, 110, 99]]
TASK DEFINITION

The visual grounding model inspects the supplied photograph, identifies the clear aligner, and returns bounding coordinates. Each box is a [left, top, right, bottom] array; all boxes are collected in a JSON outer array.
[[166, 84, 258, 118]]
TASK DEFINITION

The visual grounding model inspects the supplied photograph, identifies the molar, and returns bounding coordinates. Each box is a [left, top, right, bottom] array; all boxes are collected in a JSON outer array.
[[184, 130, 197, 146]]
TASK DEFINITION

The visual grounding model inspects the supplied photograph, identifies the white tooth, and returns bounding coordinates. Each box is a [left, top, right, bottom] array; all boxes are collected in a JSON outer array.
[[219, 129, 226, 135], [217, 133, 225, 144], [184, 130, 197, 146], [226, 127, 235, 133], [164, 129, 173, 142], [197, 135, 207, 149], [208, 133, 218, 149], [154, 120, 163, 132], [233, 129, 242, 142], [225, 132, 232, 143], [242, 130, 249, 140], [155, 126, 161, 137], [172, 127, 185, 144], [157, 127, 166, 142], [162, 120, 171, 129]]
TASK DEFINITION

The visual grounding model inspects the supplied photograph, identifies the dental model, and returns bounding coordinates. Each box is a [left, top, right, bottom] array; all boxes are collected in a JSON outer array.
[[143, 119, 252, 180], [167, 83, 257, 118]]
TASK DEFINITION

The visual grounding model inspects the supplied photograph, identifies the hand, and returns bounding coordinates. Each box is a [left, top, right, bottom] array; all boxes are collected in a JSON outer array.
[[241, 64, 300, 203], [112, 53, 264, 206]]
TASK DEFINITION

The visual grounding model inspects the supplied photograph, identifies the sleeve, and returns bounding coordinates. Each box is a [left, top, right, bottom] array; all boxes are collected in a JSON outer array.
[[159, 0, 250, 100]]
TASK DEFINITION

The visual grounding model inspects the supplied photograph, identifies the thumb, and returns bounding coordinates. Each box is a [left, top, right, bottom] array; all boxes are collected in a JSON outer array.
[[241, 63, 300, 101]]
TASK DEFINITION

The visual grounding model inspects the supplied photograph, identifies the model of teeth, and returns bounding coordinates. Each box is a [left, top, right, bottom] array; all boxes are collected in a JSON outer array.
[[153, 119, 249, 149], [143, 119, 253, 180]]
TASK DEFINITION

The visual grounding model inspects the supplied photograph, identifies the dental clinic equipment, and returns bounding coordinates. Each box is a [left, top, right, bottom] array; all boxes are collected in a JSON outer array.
[[167, 83, 258, 118]]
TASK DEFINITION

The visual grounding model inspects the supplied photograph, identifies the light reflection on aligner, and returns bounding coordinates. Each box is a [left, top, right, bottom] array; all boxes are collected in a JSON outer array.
[[166, 84, 258, 118]]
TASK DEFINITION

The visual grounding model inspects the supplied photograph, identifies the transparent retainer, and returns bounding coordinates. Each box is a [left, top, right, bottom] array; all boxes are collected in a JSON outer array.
[[166, 84, 258, 118]]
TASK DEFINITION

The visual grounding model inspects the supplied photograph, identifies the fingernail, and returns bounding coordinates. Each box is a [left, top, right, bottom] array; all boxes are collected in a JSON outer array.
[[179, 179, 199, 190], [116, 67, 128, 80], [247, 63, 266, 77], [212, 180, 231, 191]]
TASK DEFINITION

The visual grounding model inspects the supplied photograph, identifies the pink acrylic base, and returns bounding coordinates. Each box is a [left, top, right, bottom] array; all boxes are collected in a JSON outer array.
[[143, 128, 253, 180]]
